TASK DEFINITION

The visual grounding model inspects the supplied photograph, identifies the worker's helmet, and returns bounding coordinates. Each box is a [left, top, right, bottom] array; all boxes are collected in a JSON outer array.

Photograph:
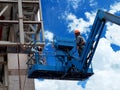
[[74, 30, 80, 34]]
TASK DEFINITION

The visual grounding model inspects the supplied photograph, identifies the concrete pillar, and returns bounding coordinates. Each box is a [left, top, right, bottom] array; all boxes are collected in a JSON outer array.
[[0, 56, 8, 90], [7, 53, 35, 90]]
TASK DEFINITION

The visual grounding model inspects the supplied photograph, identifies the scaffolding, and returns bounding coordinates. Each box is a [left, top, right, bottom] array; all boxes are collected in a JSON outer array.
[[0, 0, 45, 50], [0, 0, 45, 90]]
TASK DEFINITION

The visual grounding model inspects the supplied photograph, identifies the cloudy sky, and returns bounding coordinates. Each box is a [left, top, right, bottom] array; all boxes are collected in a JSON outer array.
[[35, 0, 120, 90]]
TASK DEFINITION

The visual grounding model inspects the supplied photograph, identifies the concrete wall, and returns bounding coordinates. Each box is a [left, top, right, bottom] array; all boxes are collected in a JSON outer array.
[[0, 86, 8, 90], [7, 53, 35, 90]]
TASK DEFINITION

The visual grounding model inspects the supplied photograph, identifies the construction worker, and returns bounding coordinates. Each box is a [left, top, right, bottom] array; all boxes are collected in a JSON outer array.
[[37, 46, 46, 65], [74, 30, 86, 56], [31, 46, 46, 65]]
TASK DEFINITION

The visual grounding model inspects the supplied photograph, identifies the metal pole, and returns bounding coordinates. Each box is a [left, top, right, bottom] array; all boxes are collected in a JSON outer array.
[[17, 49, 22, 90], [39, 0, 45, 42], [18, 0, 24, 44], [0, 5, 8, 16], [0, 20, 42, 24]]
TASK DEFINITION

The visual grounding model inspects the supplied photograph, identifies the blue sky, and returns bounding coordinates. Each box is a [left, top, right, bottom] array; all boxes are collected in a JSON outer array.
[[35, 0, 120, 90]]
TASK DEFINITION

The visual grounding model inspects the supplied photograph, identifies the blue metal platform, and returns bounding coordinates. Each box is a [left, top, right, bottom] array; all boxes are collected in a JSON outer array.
[[28, 64, 93, 80], [27, 36, 94, 80]]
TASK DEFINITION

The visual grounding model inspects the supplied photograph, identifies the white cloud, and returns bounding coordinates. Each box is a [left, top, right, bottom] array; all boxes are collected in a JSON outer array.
[[106, 23, 120, 46], [93, 38, 120, 70], [105, 2, 120, 46], [67, 0, 83, 9], [89, 0, 98, 7], [86, 69, 120, 90], [44, 30, 54, 42], [65, 1, 120, 34], [86, 37, 120, 90], [109, 2, 120, 14], [66, 11, 96, 33], [35, 79, 83, 90]]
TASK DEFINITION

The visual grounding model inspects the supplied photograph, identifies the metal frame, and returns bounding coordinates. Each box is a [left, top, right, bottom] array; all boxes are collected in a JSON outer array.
[[0, 0, 39, 4], [0, 0, 45, 48]]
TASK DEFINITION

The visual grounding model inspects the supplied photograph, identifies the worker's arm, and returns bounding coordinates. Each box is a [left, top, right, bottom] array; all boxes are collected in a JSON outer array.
[[81, 37, 86, 45]]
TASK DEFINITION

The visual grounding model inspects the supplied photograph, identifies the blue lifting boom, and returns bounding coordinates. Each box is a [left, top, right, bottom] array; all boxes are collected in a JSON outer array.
[[27, 10, 120, 80]]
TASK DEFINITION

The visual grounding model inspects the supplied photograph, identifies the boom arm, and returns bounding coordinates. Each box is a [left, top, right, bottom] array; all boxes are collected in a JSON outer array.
[[79, 10, 120, 71]]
